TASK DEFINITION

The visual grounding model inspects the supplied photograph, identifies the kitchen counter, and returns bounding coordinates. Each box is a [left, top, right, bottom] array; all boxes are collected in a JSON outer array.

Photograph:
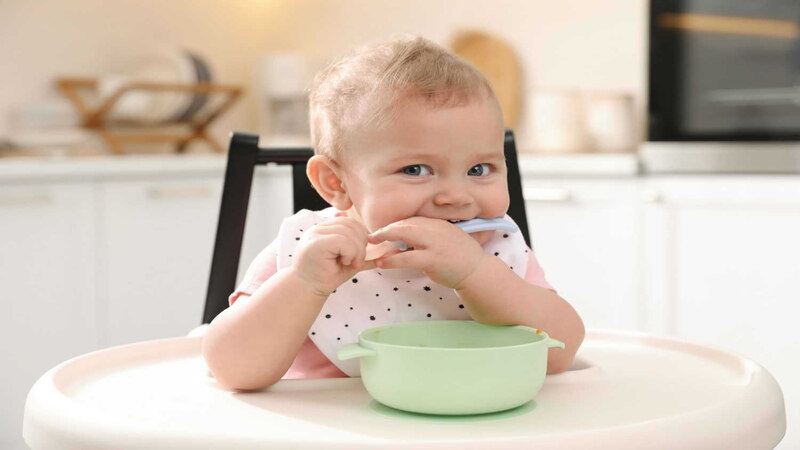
[[0, 154, 228, 183], [517, 152, 639, 177], [0, 152, 641, 183]]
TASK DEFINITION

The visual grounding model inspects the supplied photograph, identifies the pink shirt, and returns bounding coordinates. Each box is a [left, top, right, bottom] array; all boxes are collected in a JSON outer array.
[[230, 237, 555, 380]]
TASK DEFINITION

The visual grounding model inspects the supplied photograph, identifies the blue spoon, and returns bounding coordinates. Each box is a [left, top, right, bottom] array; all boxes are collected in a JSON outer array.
[[451, 217, 518, 234]]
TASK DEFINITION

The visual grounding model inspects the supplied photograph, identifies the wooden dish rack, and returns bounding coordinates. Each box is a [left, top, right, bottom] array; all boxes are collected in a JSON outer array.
[[57, 77, 242, 154]]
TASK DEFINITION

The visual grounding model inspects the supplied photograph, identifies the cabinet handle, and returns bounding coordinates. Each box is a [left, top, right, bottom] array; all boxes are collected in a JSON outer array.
[[147, 186, 213, 199], [523, 187, 573, 202], [0, 192, 54, 206]]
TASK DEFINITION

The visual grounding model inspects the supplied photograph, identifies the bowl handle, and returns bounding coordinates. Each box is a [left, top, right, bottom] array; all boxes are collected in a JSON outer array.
[[338, 343, 377, 361], [547, 338, 566, 349]]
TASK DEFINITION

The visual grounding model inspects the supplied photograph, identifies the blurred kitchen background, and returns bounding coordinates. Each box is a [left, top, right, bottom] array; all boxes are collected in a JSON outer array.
[[2, 0, 798, 448]]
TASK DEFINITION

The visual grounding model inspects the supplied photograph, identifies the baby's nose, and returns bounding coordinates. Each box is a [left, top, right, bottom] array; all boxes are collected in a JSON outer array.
[[432, 181, 473, 207]]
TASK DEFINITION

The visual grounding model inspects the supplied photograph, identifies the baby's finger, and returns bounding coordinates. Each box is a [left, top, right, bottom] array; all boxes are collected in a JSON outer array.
[[320, 217, 371, 242], [317, 233, 358, 266], [348, 236, 374, 269], [335, 221, 373, 267], [356, 258, 378, 272], [337, 222, 372, 267], [364, 241, 402, 261], [315, 234, 348, 263], [339, 240, 359, 267], [357, 236, 372, 268], [315, 221, 363, 247], [368, 219, 429, 249], [344, 219, 372, 246], [374, 248, 423, 270]]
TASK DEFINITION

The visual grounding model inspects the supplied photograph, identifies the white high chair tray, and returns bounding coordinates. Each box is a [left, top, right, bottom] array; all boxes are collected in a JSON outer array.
[[24, 330, 785, 449]]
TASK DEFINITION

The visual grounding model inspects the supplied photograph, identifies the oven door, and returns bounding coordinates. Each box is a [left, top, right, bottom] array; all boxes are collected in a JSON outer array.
[[649, 0, 800, 141], [645, 0, 800, 172]]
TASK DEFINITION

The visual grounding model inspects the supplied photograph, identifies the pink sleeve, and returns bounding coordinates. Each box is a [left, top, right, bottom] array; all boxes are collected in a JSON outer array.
[[524, 248, 556, 292], [228, 239, 279, 306]]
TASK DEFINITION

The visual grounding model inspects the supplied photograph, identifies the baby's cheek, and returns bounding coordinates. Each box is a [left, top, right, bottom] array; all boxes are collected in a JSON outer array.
[[359, 200, 410, 232], [487, 186, 510, 217], [373, 210, 416, 232]]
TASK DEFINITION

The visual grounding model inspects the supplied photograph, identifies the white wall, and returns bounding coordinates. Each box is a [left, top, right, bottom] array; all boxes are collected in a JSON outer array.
[[270, 0, 647, 93], [0, 0, 647, 152], [262, 0, 649, 149]]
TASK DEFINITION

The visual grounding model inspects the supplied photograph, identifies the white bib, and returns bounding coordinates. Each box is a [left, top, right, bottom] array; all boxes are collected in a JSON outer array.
[[275, 207, 529, 376]]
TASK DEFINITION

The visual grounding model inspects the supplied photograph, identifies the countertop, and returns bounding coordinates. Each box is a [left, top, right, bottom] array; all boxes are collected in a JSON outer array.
[[0, 152, 641, 183]]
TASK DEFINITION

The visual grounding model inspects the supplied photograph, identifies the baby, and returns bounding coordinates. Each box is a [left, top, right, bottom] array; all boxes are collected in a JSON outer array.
[[202, 36, 585, 390]]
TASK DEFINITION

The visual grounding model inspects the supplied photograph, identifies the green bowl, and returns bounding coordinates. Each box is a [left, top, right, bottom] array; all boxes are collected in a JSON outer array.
[[338, 320, 565, 415]]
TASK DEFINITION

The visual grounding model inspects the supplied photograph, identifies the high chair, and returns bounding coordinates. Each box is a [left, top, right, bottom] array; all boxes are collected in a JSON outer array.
[[23, 132, 787, 449]]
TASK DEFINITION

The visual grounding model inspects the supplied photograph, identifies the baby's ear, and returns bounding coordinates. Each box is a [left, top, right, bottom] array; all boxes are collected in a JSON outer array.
[[306, 155, 352, 210]]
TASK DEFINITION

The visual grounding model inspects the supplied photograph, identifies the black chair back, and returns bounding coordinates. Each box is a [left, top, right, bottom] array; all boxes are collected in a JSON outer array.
[[203, 130, 530, 323]]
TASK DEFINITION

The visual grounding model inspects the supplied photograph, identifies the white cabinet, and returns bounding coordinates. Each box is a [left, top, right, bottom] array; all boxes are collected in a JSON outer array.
[[0, 183, 99, 450], [99, 177, 223, 346], [522, 178, 642, 331], [641, 176, 800, 449], [98, 165, 296, 347]]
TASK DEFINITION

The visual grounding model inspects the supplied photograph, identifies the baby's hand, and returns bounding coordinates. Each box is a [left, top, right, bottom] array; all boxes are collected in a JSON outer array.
[[368, 217, 490, 289], [292, 213, 377, 296]]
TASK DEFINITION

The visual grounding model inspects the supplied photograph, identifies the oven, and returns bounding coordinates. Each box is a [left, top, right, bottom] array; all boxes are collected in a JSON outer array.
[[644, 0, 800, 173]]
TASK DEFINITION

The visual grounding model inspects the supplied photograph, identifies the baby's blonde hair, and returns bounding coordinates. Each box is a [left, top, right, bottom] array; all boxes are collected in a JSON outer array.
[[308, 35, 500, 160]]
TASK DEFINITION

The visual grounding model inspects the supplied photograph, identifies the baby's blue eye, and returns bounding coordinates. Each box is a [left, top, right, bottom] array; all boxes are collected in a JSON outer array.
[[402, 165, 431, 176], [468, 164, 491, 176]]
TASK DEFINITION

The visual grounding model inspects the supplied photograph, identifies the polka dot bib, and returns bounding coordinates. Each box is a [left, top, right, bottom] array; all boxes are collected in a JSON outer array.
[[275, 207, 529, 377]]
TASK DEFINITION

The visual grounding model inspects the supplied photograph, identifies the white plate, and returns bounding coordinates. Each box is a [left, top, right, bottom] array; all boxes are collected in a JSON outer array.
[[99, 49, 197, 124]]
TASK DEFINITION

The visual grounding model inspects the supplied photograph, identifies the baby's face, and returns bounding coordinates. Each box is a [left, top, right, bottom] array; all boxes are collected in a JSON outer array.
[[340, 96, 508, 245]]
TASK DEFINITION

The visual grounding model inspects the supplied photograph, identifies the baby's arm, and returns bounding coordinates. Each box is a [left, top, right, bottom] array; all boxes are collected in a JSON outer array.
[[202, 267, 331, 390], [454, 252, 585, 374], [368, 217, 584, 374], [201, 214, 376, 390]]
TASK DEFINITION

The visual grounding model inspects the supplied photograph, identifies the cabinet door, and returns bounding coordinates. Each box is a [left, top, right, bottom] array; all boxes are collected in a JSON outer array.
[[0, 183, 98, 450], [100, 177, 222, 346], [642, 177, 800, 449], [522, 178, 642, 331]]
